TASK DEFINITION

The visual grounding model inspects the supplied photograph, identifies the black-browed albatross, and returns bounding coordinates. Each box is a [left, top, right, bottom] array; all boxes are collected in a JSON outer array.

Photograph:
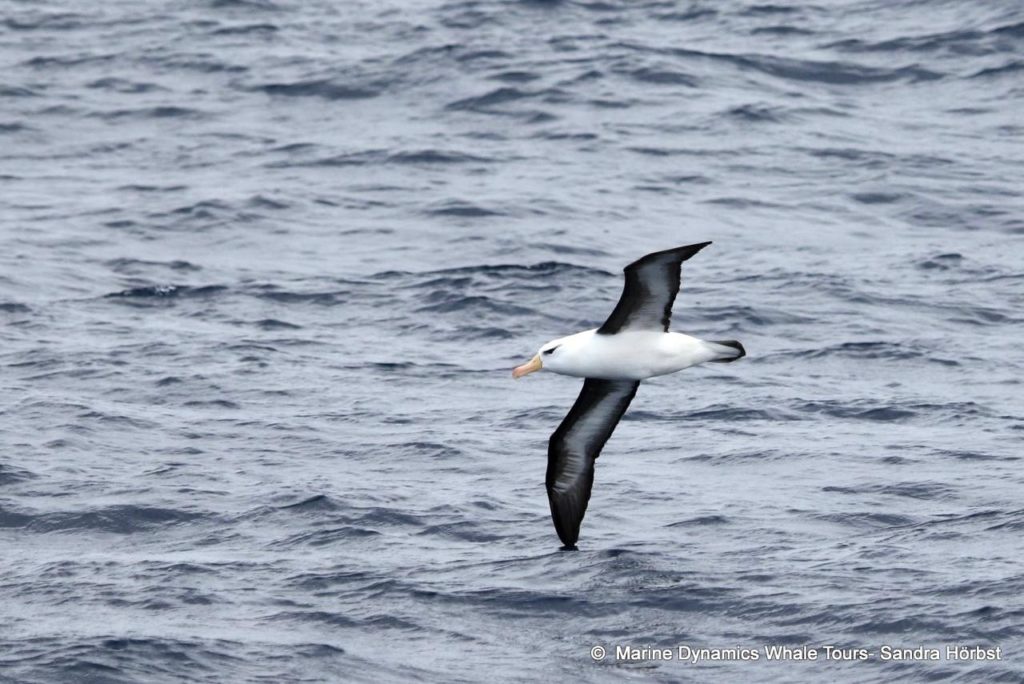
[[513, 242, 745, 549]]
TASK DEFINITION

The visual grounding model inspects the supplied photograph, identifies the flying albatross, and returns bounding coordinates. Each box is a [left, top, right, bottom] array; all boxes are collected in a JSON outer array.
[[512, 242, 745, 549]]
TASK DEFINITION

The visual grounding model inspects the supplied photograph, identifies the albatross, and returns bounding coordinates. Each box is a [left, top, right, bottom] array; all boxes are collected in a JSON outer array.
[[512, 242, 745, 549]]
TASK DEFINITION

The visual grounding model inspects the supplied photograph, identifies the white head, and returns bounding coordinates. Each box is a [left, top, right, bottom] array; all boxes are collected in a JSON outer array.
[[512, 330, 592, 378]]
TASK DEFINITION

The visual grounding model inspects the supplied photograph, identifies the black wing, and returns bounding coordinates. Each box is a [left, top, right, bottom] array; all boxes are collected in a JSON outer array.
[[596, 241, 712, 335], [546, 378, 640, 549]]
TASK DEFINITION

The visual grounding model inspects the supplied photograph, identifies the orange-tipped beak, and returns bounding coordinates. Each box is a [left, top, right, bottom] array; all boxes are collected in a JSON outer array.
[[512, 354, 543, 379]]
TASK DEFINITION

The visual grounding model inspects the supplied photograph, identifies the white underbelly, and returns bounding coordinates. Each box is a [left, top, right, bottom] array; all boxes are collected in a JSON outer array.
[[565, 331, 714, 380]]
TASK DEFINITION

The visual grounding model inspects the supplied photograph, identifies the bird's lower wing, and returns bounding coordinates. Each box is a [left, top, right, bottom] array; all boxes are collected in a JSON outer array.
[[546, 378, 640, 548]]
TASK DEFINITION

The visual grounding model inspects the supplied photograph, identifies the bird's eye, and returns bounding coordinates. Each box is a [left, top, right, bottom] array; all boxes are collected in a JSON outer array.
[[543, 345, 560, 355]]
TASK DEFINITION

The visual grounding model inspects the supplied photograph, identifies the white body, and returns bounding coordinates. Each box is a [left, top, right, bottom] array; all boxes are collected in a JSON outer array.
[[540, 329, 730, 381]]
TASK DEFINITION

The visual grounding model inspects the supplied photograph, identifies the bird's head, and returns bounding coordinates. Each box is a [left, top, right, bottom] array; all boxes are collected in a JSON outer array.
[[512, 332, 588, 379]]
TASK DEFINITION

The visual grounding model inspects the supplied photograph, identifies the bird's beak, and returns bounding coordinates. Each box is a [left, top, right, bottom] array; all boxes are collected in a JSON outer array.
[[512, 354, 543, 379]]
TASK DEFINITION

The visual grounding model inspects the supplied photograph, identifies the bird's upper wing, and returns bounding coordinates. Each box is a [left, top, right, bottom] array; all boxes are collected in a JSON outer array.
[[596, 241, 712, 335], [546, 378, 639, 548]]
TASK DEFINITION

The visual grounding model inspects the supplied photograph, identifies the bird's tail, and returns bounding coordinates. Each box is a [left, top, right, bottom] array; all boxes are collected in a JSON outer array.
[[706, 340, 746, 363]]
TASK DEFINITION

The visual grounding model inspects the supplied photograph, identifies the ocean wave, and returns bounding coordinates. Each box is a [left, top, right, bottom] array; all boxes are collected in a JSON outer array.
[[1, 505, 203, 534], [251, 79, 381, 100]]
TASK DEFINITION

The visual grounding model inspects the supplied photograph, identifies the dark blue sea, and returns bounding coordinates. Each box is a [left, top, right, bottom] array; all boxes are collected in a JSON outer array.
[[2, 1, 1023, 681]]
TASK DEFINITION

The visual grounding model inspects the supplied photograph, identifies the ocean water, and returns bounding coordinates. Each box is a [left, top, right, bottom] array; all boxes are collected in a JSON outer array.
[[2, 0, 1023, 681]]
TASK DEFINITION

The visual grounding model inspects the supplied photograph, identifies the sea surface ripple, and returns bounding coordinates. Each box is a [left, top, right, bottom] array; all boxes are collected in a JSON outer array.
[[1, 1, 1023, 682]]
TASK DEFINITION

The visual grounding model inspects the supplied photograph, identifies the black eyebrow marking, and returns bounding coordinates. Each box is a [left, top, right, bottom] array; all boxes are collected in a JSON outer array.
[[543, 345, 561, 355]]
